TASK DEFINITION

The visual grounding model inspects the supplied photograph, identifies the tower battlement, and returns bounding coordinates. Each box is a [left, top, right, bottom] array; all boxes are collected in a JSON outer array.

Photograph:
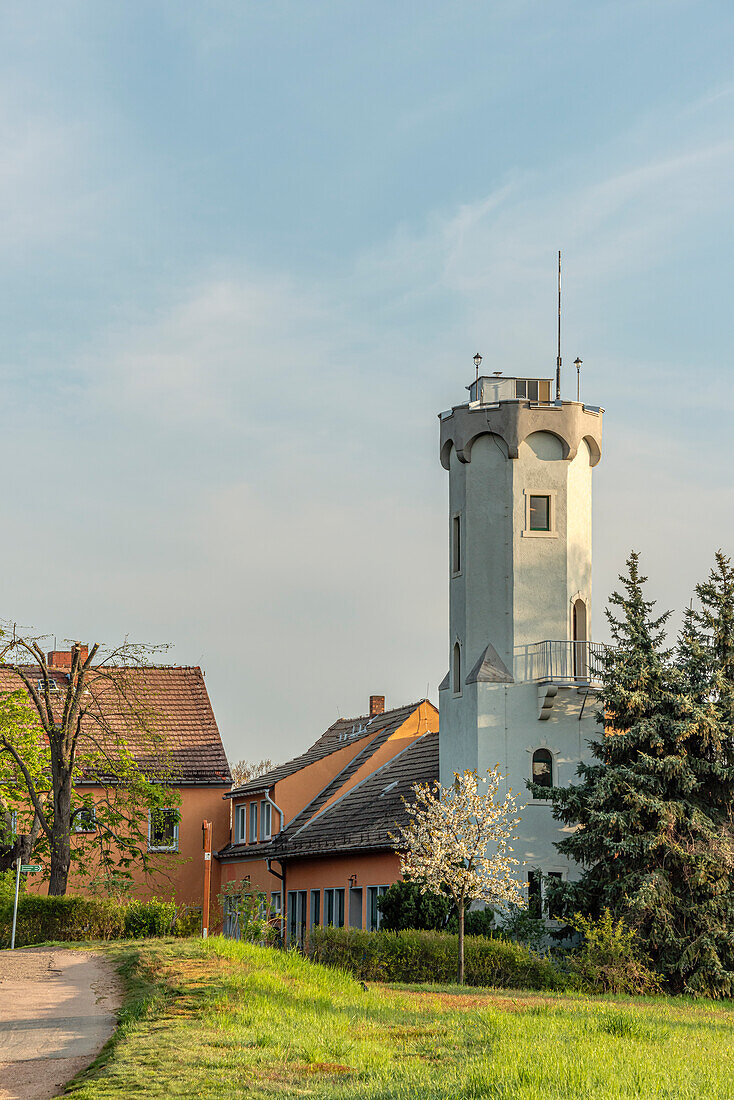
[[439, 389, 603, 469]]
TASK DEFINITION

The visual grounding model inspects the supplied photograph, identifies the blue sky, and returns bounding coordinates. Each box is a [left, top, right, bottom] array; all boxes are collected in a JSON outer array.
[[2, 1, 733, 759]]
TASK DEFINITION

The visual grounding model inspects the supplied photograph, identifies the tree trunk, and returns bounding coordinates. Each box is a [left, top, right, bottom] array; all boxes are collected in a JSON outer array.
[[48, 769, 72, 896], [457, 901, 465, 985], [48, 827, 70, 895]]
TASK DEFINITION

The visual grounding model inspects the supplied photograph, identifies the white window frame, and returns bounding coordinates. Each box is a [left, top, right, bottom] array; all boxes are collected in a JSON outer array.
[[234, 804, 247, 844], [367, 885, 389, 931], [522, 490, 558, 539], [260, 801, 272, 841], [249, 801, 258, 844], [73, 805, 97, 833], [148, 808, 179, 852]]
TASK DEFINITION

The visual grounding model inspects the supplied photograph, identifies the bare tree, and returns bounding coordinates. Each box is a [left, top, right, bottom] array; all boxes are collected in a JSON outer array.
[[0, 631, 176, 895], [229, 758, 276, 788]]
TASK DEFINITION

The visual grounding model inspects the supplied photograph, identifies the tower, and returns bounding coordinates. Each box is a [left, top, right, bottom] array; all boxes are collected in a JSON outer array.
[[438, 370, 604, 903]]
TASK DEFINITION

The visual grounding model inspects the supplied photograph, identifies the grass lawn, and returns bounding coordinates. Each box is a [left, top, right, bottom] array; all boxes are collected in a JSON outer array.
[[68, 937, 734, 1100]]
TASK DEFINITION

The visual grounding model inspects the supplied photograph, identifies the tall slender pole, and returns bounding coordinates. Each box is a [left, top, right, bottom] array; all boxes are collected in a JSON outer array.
[[202, 819, 212, 939], [11, 857, 22, 949], [556, 250, 562, 400]]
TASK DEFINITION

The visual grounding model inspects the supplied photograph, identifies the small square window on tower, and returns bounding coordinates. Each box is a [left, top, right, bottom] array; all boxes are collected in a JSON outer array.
[[529, 495, 551, 531]]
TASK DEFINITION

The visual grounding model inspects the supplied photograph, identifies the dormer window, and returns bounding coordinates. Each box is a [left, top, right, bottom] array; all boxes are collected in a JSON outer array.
[[235, 804, 247, 843]]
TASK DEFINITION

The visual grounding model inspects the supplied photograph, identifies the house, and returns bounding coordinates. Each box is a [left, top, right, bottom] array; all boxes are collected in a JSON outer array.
[[216, 696, 438, 940], [274, 730, 438, 946], [4, 647, 231, 912]]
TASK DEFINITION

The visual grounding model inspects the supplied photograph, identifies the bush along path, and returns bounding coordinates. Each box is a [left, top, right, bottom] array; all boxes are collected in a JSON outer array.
[[67, 937, 734, 1100], [0, 893, 200, 946]]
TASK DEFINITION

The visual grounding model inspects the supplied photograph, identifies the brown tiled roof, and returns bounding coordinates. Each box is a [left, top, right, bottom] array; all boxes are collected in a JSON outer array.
[[227, 700, 426, 797], [0, 664, 231, 786], [272, 731, 438, 858], [217, 701, 434, 861]]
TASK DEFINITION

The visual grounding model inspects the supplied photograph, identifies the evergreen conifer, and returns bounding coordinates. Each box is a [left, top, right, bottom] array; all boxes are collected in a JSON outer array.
[[534, 552, 734, 995]]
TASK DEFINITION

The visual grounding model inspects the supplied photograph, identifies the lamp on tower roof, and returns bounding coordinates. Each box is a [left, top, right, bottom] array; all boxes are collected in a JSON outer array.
[[575, 358, 582, 402], [473, 352, 482, 385]]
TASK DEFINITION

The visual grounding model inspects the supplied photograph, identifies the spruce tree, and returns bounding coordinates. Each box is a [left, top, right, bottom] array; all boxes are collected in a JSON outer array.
[[533, 552, 734, 996]]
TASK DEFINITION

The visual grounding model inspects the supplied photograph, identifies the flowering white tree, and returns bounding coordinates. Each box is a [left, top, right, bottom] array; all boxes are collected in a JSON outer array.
[[394, 768, 525, 984]]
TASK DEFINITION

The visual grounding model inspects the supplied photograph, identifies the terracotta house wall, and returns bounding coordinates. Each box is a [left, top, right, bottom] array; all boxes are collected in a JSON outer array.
[[219, 856, 282, 897], [27, 785, 231, 913], [229, 734, 382, 843], [284, 851, 402, 939]]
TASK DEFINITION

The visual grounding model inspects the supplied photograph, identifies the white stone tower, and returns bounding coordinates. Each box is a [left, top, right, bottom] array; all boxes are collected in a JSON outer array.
[[438, 371, 604, 908]]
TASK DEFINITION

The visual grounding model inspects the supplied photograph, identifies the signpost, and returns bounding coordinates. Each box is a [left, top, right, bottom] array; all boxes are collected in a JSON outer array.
[[10, 860, 41, 950]]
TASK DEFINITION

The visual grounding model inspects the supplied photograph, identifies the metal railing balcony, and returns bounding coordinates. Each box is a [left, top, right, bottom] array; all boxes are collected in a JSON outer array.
[[513, 640, 608, 685]]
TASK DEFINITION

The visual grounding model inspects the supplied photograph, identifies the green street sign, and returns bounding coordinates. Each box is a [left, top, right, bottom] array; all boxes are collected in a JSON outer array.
[[21, 864, 42, 873]]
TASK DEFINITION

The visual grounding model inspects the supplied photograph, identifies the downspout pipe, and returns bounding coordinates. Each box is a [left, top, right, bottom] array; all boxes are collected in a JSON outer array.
[[266, 857, 286, 946], [265, 793, 286, 832]]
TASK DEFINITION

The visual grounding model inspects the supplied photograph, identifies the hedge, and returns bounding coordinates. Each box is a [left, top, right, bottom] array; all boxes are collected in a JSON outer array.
[[309, 926, 566, 990], [0, 894, 201, 947]]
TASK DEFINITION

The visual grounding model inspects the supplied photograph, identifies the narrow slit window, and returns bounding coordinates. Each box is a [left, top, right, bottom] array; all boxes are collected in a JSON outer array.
[[529, 495, 550, 531], [452, 642, 462, 694], [452, 514, 461, 574]]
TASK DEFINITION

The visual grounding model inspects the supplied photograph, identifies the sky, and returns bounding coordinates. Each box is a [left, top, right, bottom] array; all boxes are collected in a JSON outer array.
[[2, 0, 734, 762]]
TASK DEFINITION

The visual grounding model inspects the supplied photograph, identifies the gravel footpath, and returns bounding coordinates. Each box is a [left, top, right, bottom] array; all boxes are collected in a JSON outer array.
[[0, 947, 121, 1100]]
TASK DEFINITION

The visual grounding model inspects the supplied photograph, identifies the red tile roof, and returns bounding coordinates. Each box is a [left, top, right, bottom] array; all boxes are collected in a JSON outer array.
[[0, 664, 231, 786]]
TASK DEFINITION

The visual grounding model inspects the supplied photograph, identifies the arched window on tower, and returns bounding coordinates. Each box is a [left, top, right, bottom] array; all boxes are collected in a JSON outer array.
[[532, 748, 553, 789], [452, 642, 462, 695]]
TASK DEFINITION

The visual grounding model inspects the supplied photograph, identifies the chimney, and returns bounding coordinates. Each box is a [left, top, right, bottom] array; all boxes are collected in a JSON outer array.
[[47, 644, 89, 670], [369, 695, 385, 717]]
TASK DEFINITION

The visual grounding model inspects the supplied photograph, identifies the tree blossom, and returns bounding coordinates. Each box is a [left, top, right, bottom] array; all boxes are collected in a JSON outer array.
[[393, 768, 525, 983]]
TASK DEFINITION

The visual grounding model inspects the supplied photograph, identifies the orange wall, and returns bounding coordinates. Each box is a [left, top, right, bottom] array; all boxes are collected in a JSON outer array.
[[217, 850, 402, 938], [28, 785, 231, 916], [229, 734, 380, 841], [285, 851, 401, 936], [219, 855, 282, 897]]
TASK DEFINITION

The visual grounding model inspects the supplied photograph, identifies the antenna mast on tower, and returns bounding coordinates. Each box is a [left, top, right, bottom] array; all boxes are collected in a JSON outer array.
[[556, 250, 562, 401]]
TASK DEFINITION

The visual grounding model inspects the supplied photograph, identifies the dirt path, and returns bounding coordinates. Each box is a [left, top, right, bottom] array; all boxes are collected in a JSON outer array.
[[0, 947, 121, 1100]]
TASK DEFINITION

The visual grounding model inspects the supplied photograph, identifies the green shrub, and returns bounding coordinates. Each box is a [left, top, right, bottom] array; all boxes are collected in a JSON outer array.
[[309, 926, 566, 990], [123, 898, 177, 938], [446, 906, 497, 938], [0, 894, 194, 947], [0, 869, 20, 905], [568, 910, 661, 995], [175, 907, 203, 937], [377, 881, 453, 932]]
